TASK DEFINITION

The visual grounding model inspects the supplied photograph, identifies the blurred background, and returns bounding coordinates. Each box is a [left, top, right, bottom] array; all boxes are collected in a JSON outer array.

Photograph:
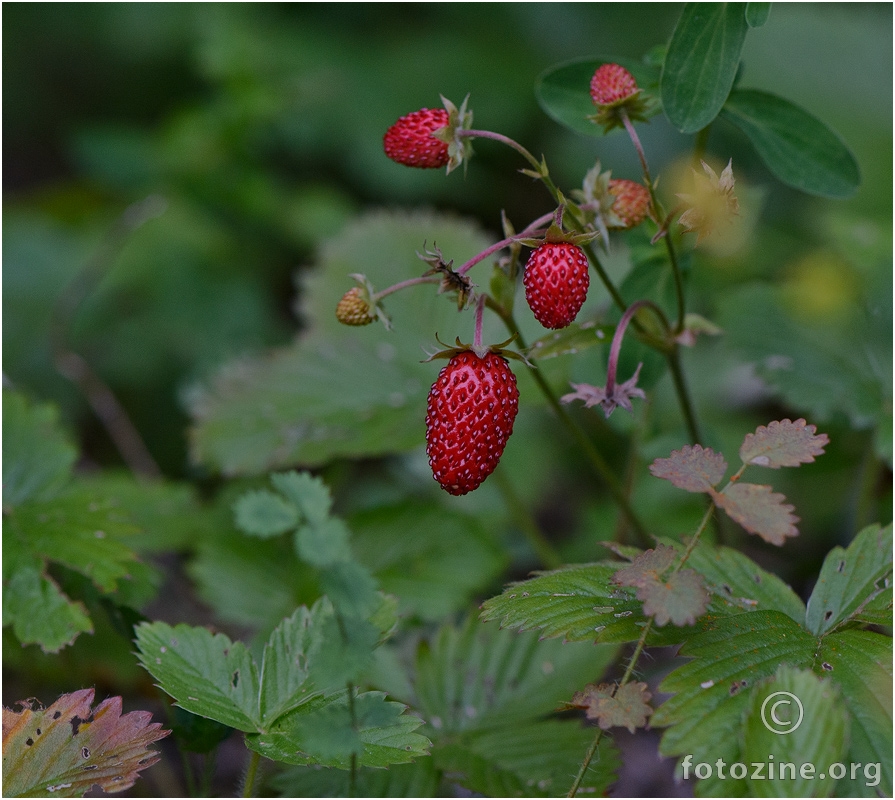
[[4, 3, 892, 797]]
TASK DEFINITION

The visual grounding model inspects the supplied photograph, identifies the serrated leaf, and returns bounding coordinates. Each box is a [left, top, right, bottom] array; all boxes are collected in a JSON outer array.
[[2, 689, 169, 798], [714, 482, 799, 545], [745, 2, 771, 27], [271, 759, 439, 799], [307, 609, 379, 690], [270, 471, 332, 528], [295, 518, 353, 567], [720, 89, 860, 198], [247, 691, 430, 769], [742, 667, 847, 798], [189, 211, 494, 475], [3, 391, 77, 507], [816, 631, 892, 796], [526, 321, 613, 361], [535, 56, 661, 137], [638, 569, 709, 627], [350, 502, 507, 622], [480, 563, 644, 643], [661, 3, 749, 133], [233, 489, 299, 538], [134, 621, 261, 731], [805, 523, 893, 636], [414, 617, 618, 734], [649, 445, 727, 493], [739, 418, 829, 468], [612, 544, 677, 587], [436, 719, 619, 797], [318, 561, 379, 620], [572, 681, 653, 733]]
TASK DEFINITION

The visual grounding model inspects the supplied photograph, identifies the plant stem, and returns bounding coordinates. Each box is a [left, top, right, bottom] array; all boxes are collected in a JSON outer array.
[[457, 212, 554, 277], [240, 749, 261, 798], [672, 502, 716, 574], [567, 619, 654, 798], [347, 683, 358, 797], [492, 467, 563, 569], [667, 348, 702, 445], [372, 275, 440, 301]]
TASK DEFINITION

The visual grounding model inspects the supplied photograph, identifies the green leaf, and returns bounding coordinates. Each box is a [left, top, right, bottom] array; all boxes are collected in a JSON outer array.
[[805, 523, 893, 636], [233, 489, 299, 538], [271, 760, 439, 798], [436, 719, 619, 798], [349, 502, 507, 621], [816, 631, 892, 796], [745, 2, 771, 27], [307, 609, 379, 690], [526, 320, 613, 361], [318, 561, 380, 619], [480, 563, 644, 643], [295, 518, 353, 567], [247, 691, 430, 769], [720, 89, 861, 197], [1, 689, 169, 798], [649, 444, 727, 493], [739, 418, 829, 468], [534, 56, 661, 137], [2, 391, 77, 507], [134, 621, 261, 731], [742, 667, 847, 797], [189, 211, 493, 474], [661, 3, 749, 133], [714, 483, 799, 545], [270, 471, 332, 527]]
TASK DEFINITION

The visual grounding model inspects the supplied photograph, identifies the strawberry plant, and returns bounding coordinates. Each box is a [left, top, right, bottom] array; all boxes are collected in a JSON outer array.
[[4, 4, 891, 798]]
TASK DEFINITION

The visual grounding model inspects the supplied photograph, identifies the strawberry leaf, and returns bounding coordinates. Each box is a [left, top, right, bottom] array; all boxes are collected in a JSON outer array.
[[572, 681, 653, 733], [479, 563, 644, 643], [739, 418, 829, 468], [295, 518, 353, 568], [233, 489, 298, 538], [637, 569, 709, 627], [649, 444, 727, 493], [2, 689, 169, 798], [612, 543, 677, 588], [270, 471, 332, 528], [714, 482, 799, 545], [805, 523, 893, 636]]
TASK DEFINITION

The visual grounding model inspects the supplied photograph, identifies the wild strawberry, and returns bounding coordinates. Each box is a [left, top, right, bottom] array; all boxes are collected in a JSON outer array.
[[426, 350, 519, 496], [523, 243, 590, 330], [336, 287, 374, 326], [608, 179, 651, 229], [383, 108, 450, 169], [590, 63, 638, 106]]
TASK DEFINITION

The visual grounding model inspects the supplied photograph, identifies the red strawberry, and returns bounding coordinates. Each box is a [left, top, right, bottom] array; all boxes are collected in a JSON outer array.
[[590, 63, 638, 106], [383, 108, 450, 168], [523, 243, 590, 330], [608, 179, 651, 229], [426, 350, 519, 496]]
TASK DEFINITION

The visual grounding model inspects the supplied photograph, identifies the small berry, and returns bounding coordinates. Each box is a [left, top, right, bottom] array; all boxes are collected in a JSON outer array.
[[608, 179, 651, 229], [336, 287, 374, 326], [426, 351, 519, 496], [383, 108, 450, 169], [523, 243, 590, 330], [590, 63, 638, 106]]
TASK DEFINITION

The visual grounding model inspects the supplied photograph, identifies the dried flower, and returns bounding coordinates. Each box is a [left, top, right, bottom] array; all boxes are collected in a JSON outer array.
[[677, 159, 739, 245]]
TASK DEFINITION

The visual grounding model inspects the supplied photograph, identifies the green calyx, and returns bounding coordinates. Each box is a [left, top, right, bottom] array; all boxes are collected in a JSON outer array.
[[432, 94, 474, 174], [515, 205, 599, 249], [423, 333, 532, 366]]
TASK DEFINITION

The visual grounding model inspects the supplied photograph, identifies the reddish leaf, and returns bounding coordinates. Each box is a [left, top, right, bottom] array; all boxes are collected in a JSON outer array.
[[571, 682, 653, 733], [739, 418, 829, 468], [714, 483, 799, 545], [2, 689, 169, 798], [649, 445, 727, 493], [612, 544, 677, 588], [637, 569, 709, 627]]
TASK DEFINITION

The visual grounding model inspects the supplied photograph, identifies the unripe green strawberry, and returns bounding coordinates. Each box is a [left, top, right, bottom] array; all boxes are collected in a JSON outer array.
[[523, 242, 590, 330], [590, 63, 638, 106], [383, 108, 450, 169], [608, 179, 651, 229], [336, 287, 374, 326], [426, 350, 519, 496]]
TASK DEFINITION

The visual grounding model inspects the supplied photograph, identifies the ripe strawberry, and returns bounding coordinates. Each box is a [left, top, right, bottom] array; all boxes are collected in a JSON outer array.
[[523, 243, 590, 330], [336, 287, 374, 326], [590, 63, 638, 106], [608, 179, 651, 229], [426, 350, 519, 496], [383, 108, 450, 169]]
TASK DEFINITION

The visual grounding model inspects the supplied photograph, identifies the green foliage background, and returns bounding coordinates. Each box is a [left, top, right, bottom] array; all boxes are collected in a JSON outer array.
[[3, 3, 892, 797]]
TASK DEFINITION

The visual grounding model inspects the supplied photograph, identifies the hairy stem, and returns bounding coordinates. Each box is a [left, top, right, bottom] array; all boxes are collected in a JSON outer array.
[[240, 749, 262, 798]]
